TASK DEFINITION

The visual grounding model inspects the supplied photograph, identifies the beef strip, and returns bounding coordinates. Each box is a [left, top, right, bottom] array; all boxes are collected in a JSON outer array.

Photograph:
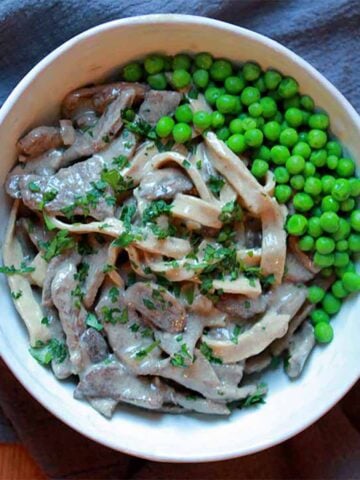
[[217, 293, 269, 319], [138, 90, 182, 125], [82, 243, 109, 309], [79, 328, 109, 364], [138, 167, 193, 200], [285, 321, 315, 379], [17, 126, 63, 158]]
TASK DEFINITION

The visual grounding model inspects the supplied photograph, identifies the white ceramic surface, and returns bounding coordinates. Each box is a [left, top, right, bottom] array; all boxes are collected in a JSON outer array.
[[0, 14, 359, 463]]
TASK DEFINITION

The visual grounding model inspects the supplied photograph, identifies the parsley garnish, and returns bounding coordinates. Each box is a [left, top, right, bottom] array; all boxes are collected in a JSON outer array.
[[28, 181, 41, 193], [120, 204, 136, 230], [0, 262, 35, 275], [130, 323, 140, 332], [143, 298, 156, 310], [112, 154, 129, 168], [199, 342, 223, 364], [182, 159, 191, 169], [219, 201, 243, 224], [41, 317, 49, 326], [11, 290, 23, 299], [40, 230, 76, 262], [142, 200, 173, 224], [86, 312, 103, 331], [29, 339, 67, 366], [230, 324, 243, 344], [208, 175, 225, 196], [183, 284, 195, 305], [135, 340, 160, 360], [109, 287, 119, 303], [113, 231, 141, 248], [101, 306, 128, 324], [228, 383, 267, 411]]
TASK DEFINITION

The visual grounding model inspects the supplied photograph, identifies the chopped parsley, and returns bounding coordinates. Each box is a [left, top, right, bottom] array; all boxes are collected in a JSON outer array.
[[112, 154, 129, 169], [183, 284, 195, 305], [28, 181, 41, 193], [86, 312, 103, 331], [0, 262, 35, 275], [229, 383, 267, 410], [109, 286, 119, 303], [101, 306, 128, 324], [182, 159, 191, 169], [38, 189, 58, 210], [208, 175, 225, 196], [103, 264, 116, 273], [130, 323, 140, 332], [230, 324, 243, 345], [196, 159, 202, 170], [29, 339, 67, 366], [113, 231, 141, 248], [219, 201, 243, 224], [120, 204, 136, 230], [135, 340, 160, 360], [43, 212, 56, 231], [40, 230, 76, 262], [142, 200, 173, 224], [123, 118, 157, 140], [41, 317, 49, 326], [143, 298, 156, 310], [11, 290, 23, 299], [199, 342, 223, 364], [101, 168, 134, 193]]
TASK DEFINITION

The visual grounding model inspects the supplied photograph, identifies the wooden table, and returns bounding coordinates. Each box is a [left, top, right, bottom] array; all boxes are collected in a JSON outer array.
[[0, 444, 45, 480]]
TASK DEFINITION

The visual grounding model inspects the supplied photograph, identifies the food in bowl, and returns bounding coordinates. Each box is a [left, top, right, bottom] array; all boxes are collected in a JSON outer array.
[[2, 52, 359, 418]]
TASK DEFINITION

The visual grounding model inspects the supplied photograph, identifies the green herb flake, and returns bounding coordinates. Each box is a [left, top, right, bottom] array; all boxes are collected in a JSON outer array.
[[40, 230, 76, 262], [112, 154, 129, 169], [130, 323, 140, 332], [230, 324, 243, 345], [109, 286, 119, 303], [41, 317, 49, 326], [199, 342, 223, 365], [11, 290, 23, 300], [28, 181, 41, 193], [135, 340, 160, 360], [208, 175, 225, 196], [143, 298, 156, 310], [182, 159, 191, 169], [0, 262, 35, 276], [29, 339, 67, 366]]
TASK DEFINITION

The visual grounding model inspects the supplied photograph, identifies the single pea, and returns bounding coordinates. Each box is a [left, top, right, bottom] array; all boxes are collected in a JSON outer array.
[[286, 214, 308, 236], [321, 195, 340, 213], [308, 112, 329, 130], [320, 211, 340, 233], [308, 129, 327, 149], [264, 69, 282, 90], [195, 52, 213, 70], [336, 240, 349, 252], [231, 96, 242, 115], [314, 322, 334, 344], [210, 59, 233, 81], [314, 252, 334, 268], [172, 69, 191, 89], [311, 309, 330, 325], [147, 73, 167, 90], [350, 209, 360, 232], [175, 104, 193, 123], [155, 116, 175, 138], [254, 76, 266, 93], [144, 54, 165, 74], [337, 158, 355, 177], [308, 285, 326, 304], [334, 252, 350, 268], [331, 280, 348, 299], [240, 86, 260, 106], [293, 192, 314, 212], [251, 159, 269, 179], [241, 116, 257, 131], [304, 177, 322, 196], [271, 145, 290, 165], [332, 179, 350, 202], [216, 126, 231, 141], [321, 175, 336, 194], [283, 96, 301, 110], [278, 76, 299, 98], [123, 62, 143, 82], [279, 128, 298, 147], [332, 218, 351, 241], [193, 111, 212, 130], [274, 166, 290, 184], [193, 69, 209, 89], [263, 121, 281, 141], [335, 261, 356, 278], [303, 161, 316, 178], [326, 154, 339, 170], [244, 128, 263, 147], [290, 175, 305, 191], [298, 235, 314, 252], [211, 111, 225, 128], [349, 178, 360, 197], [348, 233, 360, 252], [341, 199, 355, 212], [229, 118, 243, 134], [255, 145, 271, 161], [308, 216, 323, 237], [172, 123, 192, 143], [204, 86, 223, 105], [326, 140, 342, 157], [225, 75, 245, 94], [226, 133, 246, 153], [248, 102, 263, 117], [216, 94, 237, 114], [172, 53, 191, 70], [286, 155, 305, 175], [315, 236, 335, 254], [242, 62, 261, 81], [322, 292, 342, 315], [310, 149, 327, 167], [274, 185, 292, 204], [342, 271, 360, 293], [300, 95, 315, 111], [284, 107, 303, 127], [293, 141, 311, 159]]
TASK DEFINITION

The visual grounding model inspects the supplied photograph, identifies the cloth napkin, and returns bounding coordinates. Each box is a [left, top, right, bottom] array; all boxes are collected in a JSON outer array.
[[0, 0, 359, 478]]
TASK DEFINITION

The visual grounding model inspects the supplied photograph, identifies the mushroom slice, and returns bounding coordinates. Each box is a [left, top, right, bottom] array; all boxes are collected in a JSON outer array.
[[285, 321, 315, 379]]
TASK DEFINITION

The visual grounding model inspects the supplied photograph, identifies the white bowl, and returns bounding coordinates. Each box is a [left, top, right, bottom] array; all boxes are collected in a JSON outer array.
[[0, 14, 359, 462]]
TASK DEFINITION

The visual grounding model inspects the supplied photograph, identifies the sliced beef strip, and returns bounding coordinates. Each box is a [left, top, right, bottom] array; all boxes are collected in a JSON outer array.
[[124, 282, 186, 333], [18, 156, 115, 220], [284, 252, 315, 283], [82, 243, 109, 309], [217, 293, 269, 319], [138, 90, 182, 126], [17, 126, 63, 158], [79, 328, 109, 364], [42, 252, 77, 307], [285, 321, 315, 379], [17, 217, 54, 251], [138, 167, 193, 200]]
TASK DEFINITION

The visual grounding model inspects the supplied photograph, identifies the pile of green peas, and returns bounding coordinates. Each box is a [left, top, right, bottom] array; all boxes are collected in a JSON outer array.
[[122, 52, 360, 345]]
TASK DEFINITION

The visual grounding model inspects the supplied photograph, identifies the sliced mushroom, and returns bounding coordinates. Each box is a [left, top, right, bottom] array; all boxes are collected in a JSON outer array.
[[285, 321, 315, 379], [139, 168, 193, 200]]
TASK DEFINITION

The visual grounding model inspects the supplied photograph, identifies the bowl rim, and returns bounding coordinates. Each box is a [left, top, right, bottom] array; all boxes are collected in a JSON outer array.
[[0, 13, 359, 463]]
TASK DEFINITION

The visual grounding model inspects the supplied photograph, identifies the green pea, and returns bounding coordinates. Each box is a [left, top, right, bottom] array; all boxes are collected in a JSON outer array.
[[283, 96, 301, 110], [331, 280, 348, 299], [286, 214, 308, 235], [348, 233, 360, 252], [293, 193, 314, 212], [322, 293, 342, 315], [336, 240, 348, 252], [175, 104, 193, 124], [332, 179, 350, 202], [193, 69, 209, 89], [320, 212, 340, 233], [144, 54, 165, 74], [310, 309, 330, 325], [172, 53, 191, 70], [251, 159, 269, 179], [210, 59, 233, 81], [155, 116, 175, 138], [314, 252, 334, 268], [333, 251, 350, 268], [263, 121, 280, 141], [314, 322, 334, 344], [300, 95, 315, 111], [279, 128, 298, 147], [308, 217, 323, 238], [248, 102, 263, 117], [304, 177, 322, 196], [255, 145, 271, 161], [332, 218, 351, 241], [298, 235, 314, 251], [242, 117, 257, 131], [195, 52, 213, 70], [308, 285, 326, 304], [271, 145, 290, 165], [172, 69, 191, 89], [242, 62, 261, 81], [326, 154, 338, 170], [284, 107, 303, 127], [342, 271, 360, 292], [350, 210, 360, 232], [274, 166, 290, 184], [308, 129, 327, 149], [335, 261, 356, 279], [229, 118, 243, 134], [204, 86, 223, 105], [211, 111, 225, 129], [308, 112, 329, 130], [193, 111, 212, 130], [264, 69, 282, 90], [321, 195, 340, 213], [321, 175, 336, 194], [326, 140, 342, 157], [254, 76, 266, 93], [340, 198, 355, 212], [172, 123, 192, 144], [226, 134, 246, 153], [286, 155, 305, 175], [293, 141, 311, 159], [123, 62, 143, 82], [240, 86, 260, 106], [216, 94, 237, 114], [278, 76, 299, 98], [336, 158, 355, 177], [147, 73, 167, 90], [275, 185, 292, 204], [216, 126, 231, 141], [225, 75, 245, 94], [260, 96, 277, 118], [244, 128, 263, 147], [290, 175, 305, 191], [349, 178, 360, 197], [315, 236, 335, 254], [310, 149, 327, 167]]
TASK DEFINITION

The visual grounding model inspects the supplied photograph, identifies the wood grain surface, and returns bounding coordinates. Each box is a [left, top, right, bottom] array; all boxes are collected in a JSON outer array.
[[0, 444, 45, 480]]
